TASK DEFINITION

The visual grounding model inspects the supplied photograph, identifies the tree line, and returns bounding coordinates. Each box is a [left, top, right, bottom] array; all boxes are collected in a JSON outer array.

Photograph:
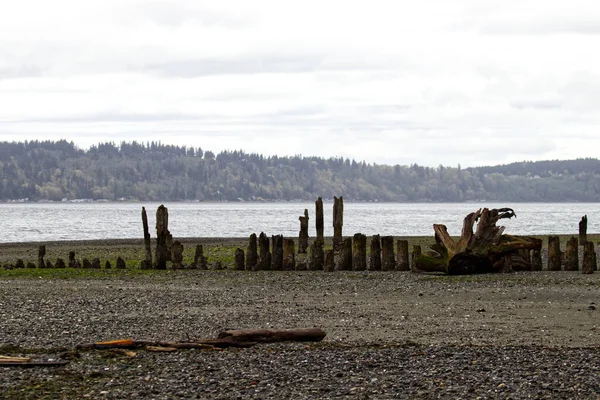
[[1, 140, 599, 202]]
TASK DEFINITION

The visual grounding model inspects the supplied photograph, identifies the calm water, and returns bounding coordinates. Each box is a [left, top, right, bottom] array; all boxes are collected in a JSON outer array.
[[0, 202, 598, 243]]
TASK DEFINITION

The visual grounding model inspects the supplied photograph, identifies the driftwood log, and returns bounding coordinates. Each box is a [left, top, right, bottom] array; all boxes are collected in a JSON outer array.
[[413, 208, 542, 274]]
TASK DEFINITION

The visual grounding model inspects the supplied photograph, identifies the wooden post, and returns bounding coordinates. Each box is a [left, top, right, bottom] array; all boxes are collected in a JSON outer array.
[[116, 257, 126, 269], [565, 237, 579, 271], [298, 209, 309, 254], [82, 259, 91, 268], [38, 245, 46, 268], [335, 237, 353, 271], [315, 197, 324, 244], [548, 236, 561, 271], [396, 240, 410, 271], [324, 249, 335, 272], [411, 245, 422, 271], [234, 248, 245, 271], [155, 204, 170, 270], [381, 236, 395, 271], [193, 245, 208, 270], [369, 235, 382, 271], [282, 239, 296, 271], [15, 259, 25, 269], [68, 251, 80, 268], [246, 233, 257, 271], [55, 259, 65, 269], [531, 249, 543, 271], [582, 242, 596, 274], [518, 249, 532, 271], [171, 241, 184, 269], [91, 258, 101, 269], [309, 240, 324, 271], [257, 232, 271, 271], [105, 261, 111, 269], [579, 215, 588, 245], [271, 235, 283, 271], [352, 233, 367, 271], [45, 260, 54, 268], [141, 207, 153, 269], [333, 196, 344, 251]]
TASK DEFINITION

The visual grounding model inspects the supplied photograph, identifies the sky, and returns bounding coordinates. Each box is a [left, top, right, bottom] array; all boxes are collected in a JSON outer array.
[[1, 0, 599, 168]]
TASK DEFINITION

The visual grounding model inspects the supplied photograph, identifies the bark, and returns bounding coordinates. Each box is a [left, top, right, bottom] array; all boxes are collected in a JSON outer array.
[[369, 235, 382, 271], [565, 237, 579, 271], [315, 197, 324, 244], [352, 233, 367, 271], [396, 240, 410, 271], [246, 233, 257, 271], [298, 209, 309, 254]]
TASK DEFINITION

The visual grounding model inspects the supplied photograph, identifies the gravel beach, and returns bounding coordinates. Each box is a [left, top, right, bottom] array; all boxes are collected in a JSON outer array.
[[1, 238, 600, 398]]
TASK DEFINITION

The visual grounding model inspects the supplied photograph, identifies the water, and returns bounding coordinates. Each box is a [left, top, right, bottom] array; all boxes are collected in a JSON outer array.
[[0, 202, 598, 243]]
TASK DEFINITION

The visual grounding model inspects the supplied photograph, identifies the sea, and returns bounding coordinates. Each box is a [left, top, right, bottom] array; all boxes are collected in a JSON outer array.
[[0, 202, 598, 243]]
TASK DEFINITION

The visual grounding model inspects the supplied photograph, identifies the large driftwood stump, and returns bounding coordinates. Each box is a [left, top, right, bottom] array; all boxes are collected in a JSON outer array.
[[352, 233, 367, 271], [256, 232, 271, 271], [298, 209, 309, 254], [579, 215, 588, 245], [413, 208, 542, 275], [141, 207, 153, 269], [315, 197, 324, 244], [246, 233, 257, 271], [155, 205, 170, 270], [396, 240, 410, 271], [282, 239, 296, 270], [369, 235, 382, 271], [565, 237, 579, 271], [333, 196, 344, 251], [271, 235, 283, 271]]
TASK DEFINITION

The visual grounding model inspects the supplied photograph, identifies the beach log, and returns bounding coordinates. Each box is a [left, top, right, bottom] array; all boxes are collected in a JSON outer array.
[[309, 240, 324, 271], [335, 237, 353, 271], [37, 245, 46, 268], [141, 206, 152, 268], [116, 257, 126, 269], [256, 232, 271, 270], [582, 242, 596, 274], [246, 233, 258, 271], [565, 237, 579, 271], [369, 235, 382, 271], [218, 328, 326, 343], [298, 209, 309, 254], [531, 249, 543, 271], [579, 215, 588, 245], [381, 236, 395, 271], [154, 204, 170, 270], [234, 248, 245, 271], [324, 249, 334, 272], [333, 196, 344, 251], [548, 236, 561, 271], [396, 240, 410, 271], [171, 241, 184, 269], [271, 235, 284, 271], [282, 239, 296, 271], [315, 197, 324, 244], [352, 233, 367, 271]]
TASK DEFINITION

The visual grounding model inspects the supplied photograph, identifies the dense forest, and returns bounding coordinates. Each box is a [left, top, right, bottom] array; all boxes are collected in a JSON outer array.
[[1, 140, 599, 202]]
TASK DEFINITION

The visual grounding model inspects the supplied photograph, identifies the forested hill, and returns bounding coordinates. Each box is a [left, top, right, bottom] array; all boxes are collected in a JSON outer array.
[[1, 140, 599, 202]]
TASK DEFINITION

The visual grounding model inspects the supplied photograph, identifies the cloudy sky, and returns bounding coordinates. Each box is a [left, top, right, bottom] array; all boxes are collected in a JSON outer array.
[[1, 0, 599, 167]]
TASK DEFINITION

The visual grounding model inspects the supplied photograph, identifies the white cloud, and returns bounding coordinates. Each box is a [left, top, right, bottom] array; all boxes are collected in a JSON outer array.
[[1, 0, 600, 167]]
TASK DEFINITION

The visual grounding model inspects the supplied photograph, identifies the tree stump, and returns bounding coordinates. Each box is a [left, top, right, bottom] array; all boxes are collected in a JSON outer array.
[[335, 237, 353, 271], [298, 209, 309, 254], [256, 232, 271, 271], [582, 242, 596, 274], [333, 196, 344, 251], [141, 207, 153, 268], [565, 237, 579, 271], [309, 240, 324, 271], [194, 245, 208, 270], [531, 249, 543, 271], [369, 235, 382, 271], [381, 236, 395, 271], [246, 233, 258, 271], [352, 233, 367, 271], [315, 197, 324, 244], [282, 239, 296, 271], [38, 245, 46, 269], [271, 235, 283, 271], [155, 205, 170, 270], [579, 215, 588, 245], [396, 240, 410, 271], [234, 248, 245, 271], [171, 241, 184, 269], [324, 249, 335, 272], [116, 257, 126, 269], [548, 236, 561, 271]]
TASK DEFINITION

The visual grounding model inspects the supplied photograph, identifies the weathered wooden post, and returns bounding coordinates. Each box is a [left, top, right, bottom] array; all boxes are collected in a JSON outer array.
[[381, 236, 395, 271], [324, 249, 335, 272], [141, 207, 153, 269], [38, 245, 46, 268], [582, 242, 596, 274], [271, 235, 284, 271], [579, 215, 588, 245], [257, 232, 271, 270], [105, 261, 111, 269], [352, 233, 367, 271], [315, 197, 324, 244], [565, 237, 579, 271], [116, 257, 126, 269], [531, 249, 543, 271], [55, 258, 65, 269], [333, 196, 344, 251], [548, 236, 561, 271], [309, 240, 324, 271], [15, 259, 25, 269], [45, 260, 54, 268], [82, 259, 91, 269], [68, 251, 80, 268], [369, 235, 382, 271], [235, 248, 245, 271], [282, 239, 296, 270], [91, 258, 101, 269], [411, 245, 422, 271], [171, 241, 184, 269], [396, 240, 410, 271], [193, 245, 208, 270], [335, 237, 353, 271], [246, 233, 258, 271], [298, 209, 309, 254], [155, 204, 170, 270]]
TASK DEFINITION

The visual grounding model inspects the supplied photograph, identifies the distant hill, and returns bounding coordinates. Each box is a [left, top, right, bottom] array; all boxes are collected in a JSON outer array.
[[1, 140, 599, 202]]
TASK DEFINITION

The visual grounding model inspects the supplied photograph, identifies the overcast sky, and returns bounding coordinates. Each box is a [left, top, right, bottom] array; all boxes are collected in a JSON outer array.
[[1, 0, 599, 167]]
